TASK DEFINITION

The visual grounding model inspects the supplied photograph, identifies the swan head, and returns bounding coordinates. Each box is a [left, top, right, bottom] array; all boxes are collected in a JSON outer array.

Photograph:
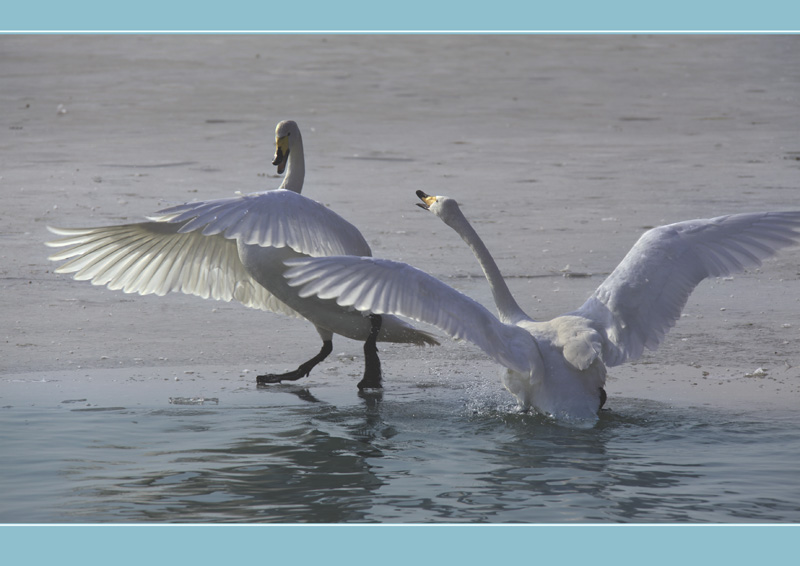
[[416, 190, 463, 225], [272, 120, 300, 175]]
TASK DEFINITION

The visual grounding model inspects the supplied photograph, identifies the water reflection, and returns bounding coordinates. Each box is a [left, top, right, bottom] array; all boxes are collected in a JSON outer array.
[[98, 405, 390, 522], [4, 387, 800, 523], [130, 432, 384, 523], [454, 401, 800, 522]]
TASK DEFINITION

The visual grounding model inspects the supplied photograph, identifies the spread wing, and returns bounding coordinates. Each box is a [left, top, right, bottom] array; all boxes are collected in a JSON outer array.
[[151, 189, 372, 258], [46, 222, 301, 317], [46, 189, 375, 317], [284, 256, 535, 374], [572, 211, 800, 366]]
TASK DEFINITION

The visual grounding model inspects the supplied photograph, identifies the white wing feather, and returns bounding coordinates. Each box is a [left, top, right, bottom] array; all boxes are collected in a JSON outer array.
[[46, 189, 374, 317], [284, 256, 534, 373], [46, 223, 301, 317], [151, 189, 371, 258], [573, 211, 800, 366]]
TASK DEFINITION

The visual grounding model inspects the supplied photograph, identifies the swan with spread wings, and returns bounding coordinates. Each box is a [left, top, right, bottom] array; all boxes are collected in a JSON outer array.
[[46, 121, 437, 390], [284, 190, 800, 420]]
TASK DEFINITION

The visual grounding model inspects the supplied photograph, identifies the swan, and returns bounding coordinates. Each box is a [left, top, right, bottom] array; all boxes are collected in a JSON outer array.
[[283, 190, 800, 421], [45, 120, 437, 390]]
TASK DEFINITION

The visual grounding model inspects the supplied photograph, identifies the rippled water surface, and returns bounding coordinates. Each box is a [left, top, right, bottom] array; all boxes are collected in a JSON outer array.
[[3, 373, 799, 523]]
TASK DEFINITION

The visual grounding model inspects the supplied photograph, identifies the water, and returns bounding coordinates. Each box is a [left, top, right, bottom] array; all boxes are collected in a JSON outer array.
[[3, 371, 799, 523]]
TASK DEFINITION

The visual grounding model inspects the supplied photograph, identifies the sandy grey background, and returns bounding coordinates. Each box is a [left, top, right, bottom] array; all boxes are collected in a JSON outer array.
[[3, 35, 800, 410]]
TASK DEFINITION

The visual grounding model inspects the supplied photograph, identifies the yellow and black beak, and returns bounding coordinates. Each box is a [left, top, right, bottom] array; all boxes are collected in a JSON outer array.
[[416, 190, 437, 211], [272, 135, 290, 174]]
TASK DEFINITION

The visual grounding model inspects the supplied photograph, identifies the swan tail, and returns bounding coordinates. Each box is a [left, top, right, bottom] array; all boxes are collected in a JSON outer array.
[[395, 328, 440, 347]]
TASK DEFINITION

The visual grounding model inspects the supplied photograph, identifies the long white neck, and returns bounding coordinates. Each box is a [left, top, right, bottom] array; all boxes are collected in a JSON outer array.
[[279, 131, 305, 193], [442, 205, 529, 325]]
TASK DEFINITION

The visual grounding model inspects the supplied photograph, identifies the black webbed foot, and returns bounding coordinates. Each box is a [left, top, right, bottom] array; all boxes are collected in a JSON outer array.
[[256, 340, 333, 386]]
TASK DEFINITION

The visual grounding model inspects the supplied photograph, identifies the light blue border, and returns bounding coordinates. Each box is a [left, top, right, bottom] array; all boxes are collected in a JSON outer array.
[[3, 524, 799, 564], [3, 3, 799, 563], [2, 0, 800, 31]]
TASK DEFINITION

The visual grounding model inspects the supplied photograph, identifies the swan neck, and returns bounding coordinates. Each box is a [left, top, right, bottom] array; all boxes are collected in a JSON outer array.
[[445, 207, 528, 324], [279, 132, 305, 193]]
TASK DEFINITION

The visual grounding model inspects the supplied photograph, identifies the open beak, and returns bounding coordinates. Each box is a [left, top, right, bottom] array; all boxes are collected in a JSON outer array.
[[272, 137, 290, 174], [416, 190, 437, 211]]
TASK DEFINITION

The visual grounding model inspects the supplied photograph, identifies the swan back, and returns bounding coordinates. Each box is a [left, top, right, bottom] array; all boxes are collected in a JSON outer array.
[[499, 318, 606, 420]]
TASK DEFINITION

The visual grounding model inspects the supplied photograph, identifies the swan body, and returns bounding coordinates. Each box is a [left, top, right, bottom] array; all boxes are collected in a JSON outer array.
[[46, 120, 436, 389], [284, 191, 800, 421]]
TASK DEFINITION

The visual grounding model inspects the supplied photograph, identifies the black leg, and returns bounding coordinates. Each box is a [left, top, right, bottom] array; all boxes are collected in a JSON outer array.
[[357, 314, 383, 390], [257, 340, 333, 386], [599, 387, 607, 410]]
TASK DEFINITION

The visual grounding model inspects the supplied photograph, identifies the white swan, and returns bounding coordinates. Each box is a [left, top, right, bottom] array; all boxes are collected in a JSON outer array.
[[283, 190, 800, 421], [45, 120, 437, 390]]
